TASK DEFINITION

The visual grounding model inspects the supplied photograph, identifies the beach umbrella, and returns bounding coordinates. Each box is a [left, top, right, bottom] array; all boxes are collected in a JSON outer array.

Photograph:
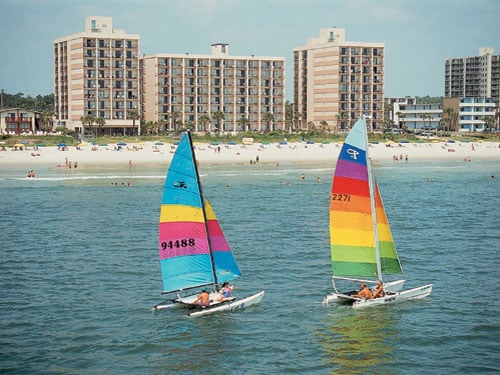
[[21, 140, 29, 145], [154, 142, 164, 145], [35, 143, 46, 147], [14, 143, 25, 147], [99, 143, 108, 146], [57, 143, 67, 147], [117, 142, 127, 146], [279, 141, 288, 145], [77, 143, 88, 147]]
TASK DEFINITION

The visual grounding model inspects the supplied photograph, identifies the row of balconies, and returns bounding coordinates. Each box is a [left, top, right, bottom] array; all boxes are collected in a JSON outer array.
[[157, 107, 284, 115], [156, 60, 284, 69]]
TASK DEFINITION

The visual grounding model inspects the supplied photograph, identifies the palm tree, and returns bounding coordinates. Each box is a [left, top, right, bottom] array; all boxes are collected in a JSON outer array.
[[95, 117, 105, 136], [41, 111, 55, 133], [170, 111, 180, 131], [128, 110, 140, 135], [483, 116, 495, 133], [495, 106, 500, 132], [319, 120, 328, 134], [262, 112, 275, 132], [199, 114, 211, 133], [294, 111, 302, 131], [212, 110, 225, 134], [237, 115, 249, 132]]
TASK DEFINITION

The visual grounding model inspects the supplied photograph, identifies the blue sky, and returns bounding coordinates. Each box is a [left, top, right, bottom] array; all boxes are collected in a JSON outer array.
[[1, 0, 498, 100]]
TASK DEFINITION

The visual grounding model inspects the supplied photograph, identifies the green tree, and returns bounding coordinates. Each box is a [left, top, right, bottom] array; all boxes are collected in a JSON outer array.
[[129, 110, 140, 135], [95, 117, 105, 136], [212, 110, 225, 133], [262, 112, 275, 131], [40, 111, 55, 133], [199, 114, 211, 132]]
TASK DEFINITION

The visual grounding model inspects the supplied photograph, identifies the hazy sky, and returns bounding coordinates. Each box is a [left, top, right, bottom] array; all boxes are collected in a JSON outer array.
[[1, 0, 498, 100]]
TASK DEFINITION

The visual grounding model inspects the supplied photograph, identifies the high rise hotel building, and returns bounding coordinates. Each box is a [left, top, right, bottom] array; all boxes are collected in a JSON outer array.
[[54, 16, 140, 134], [293, 28, 384, 131], [444, 47, 500, 103], [54, 16, 285, 134], [141, 44, 285, 133]]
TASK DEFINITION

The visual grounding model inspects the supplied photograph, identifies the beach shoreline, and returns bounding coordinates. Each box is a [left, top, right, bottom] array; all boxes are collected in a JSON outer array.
[[1, 140, 499, 169]]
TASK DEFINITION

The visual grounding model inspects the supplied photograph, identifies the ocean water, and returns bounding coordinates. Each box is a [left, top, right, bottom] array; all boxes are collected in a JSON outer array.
[[0, 158, 498, 374]]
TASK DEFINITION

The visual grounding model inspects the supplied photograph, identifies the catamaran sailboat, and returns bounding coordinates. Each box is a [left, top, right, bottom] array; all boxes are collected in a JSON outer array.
[[153, 131, 264, 316], [323, 118, 432, 308]]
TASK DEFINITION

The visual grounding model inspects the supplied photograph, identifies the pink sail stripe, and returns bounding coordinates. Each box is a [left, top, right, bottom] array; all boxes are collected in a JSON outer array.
[[159, 221, 206, 239], [158, 235, 209, 259], [206, 219, 224, 236], [209, 235, 231, 252]]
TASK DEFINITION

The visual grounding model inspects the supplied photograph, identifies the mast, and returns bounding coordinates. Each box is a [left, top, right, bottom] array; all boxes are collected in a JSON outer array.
[[187, 130, 219, 289], [364, 123, 383, 281]]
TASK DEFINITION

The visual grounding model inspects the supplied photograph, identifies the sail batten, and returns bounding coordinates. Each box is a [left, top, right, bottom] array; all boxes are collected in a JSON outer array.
[[330, 119, 403, 279], [158, 132, 241, 294]]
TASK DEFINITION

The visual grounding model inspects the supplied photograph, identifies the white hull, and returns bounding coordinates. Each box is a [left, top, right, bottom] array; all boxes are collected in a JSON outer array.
[[324, 284, 432, 308], [188, 291, 265, 317], [323, 279, 406, 305]]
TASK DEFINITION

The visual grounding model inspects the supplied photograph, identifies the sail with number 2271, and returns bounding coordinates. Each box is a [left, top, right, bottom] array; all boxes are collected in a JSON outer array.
[[324, 118, 432, 308]]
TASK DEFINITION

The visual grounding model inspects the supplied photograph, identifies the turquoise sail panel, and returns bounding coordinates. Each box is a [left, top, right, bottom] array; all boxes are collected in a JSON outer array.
[[158, 132, 214, 293], [161, 134, 202, 208]]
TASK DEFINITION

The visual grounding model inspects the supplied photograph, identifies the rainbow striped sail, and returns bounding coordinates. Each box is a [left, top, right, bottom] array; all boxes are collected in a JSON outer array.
[[158, 132, 241, 294], [330, 119, 402, 279]]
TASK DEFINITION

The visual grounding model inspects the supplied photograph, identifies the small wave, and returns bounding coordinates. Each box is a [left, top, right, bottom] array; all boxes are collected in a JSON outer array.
[[12, 175, 165, 181]]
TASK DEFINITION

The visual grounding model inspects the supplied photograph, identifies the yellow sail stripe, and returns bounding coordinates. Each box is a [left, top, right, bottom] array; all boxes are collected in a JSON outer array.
[[159, 204, 204, 223], [376, 222, 393, 242], [330, 228, 376, 247]]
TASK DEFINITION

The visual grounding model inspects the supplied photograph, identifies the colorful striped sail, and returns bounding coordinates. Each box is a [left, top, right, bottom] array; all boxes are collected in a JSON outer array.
[[205, 199, 241, 283], [330, 119, 402, 278], [158, 132, 240, 294]]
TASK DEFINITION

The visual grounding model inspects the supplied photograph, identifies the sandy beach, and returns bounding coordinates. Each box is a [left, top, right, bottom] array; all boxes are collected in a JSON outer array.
[[1, 140, 499, 169]]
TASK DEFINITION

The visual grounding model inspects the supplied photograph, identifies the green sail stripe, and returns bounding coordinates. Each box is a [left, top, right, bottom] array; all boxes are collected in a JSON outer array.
[[331, 244, 376, 263], [332, 261, 378, 277], [379, 241, 403, 274], [380, 257, 403, 274]]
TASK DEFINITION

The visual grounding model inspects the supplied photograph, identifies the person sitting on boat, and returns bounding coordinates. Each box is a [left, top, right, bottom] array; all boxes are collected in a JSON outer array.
[[218, 282, 235, 301], [193, 290, 210, 307], [353, 283, 372, 299], [372, 280, 385, 299]]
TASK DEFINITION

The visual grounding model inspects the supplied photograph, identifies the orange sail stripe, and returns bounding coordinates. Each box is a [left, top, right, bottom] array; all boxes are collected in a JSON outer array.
[[330, 195, 372, 215], [330, 211, 373, 231]]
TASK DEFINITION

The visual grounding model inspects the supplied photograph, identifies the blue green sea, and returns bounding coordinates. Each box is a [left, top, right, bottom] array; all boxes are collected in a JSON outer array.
[[0, 158, 499, 374]]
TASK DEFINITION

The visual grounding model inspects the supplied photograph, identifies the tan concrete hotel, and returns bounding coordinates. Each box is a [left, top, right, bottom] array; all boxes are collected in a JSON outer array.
[[141, 44, 285, 133], [54, 17, 384, 135], [54, 16, 285, 135], [54, 16, 140, 135], [293, 28, 385, 132]]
